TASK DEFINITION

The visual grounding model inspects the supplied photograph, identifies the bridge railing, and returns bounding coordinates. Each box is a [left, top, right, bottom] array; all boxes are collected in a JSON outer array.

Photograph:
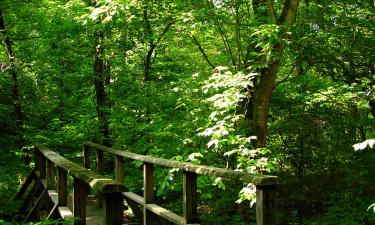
[[83, 142, 278, 225], [34, 145, 125, 225]]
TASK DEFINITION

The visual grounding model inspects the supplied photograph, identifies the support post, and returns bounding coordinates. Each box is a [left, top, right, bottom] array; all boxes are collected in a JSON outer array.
[[143, 162, 154, 225], [46, 159, 56, 189], [57, 167, 67, 206], [115, 156, 124, 183], [73, 178, 89, 225], [83, 144, 91, 169], [256, 185, 276, 225], [34, 147, 46, 179], [183, 171, 198, 224], [103, 192, 124, 225]]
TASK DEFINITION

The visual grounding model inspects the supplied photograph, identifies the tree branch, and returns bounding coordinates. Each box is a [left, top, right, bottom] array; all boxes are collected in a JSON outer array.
[[190, 35, 215, 69]]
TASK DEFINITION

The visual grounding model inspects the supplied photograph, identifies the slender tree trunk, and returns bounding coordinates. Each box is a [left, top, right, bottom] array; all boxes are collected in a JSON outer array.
[[143, 1, 154, 81], [0, 8, 26, 152], [248, 0, 299, 147], [234, 0, 243, 70], [94, 30, 111, 147], [190, 35, 215, 69]]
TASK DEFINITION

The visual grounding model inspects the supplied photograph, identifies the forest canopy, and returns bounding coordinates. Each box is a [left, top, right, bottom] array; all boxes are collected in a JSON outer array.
[[0, 0, 374, 224]]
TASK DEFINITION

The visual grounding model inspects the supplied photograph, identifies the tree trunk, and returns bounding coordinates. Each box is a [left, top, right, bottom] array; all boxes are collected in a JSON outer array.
[[94, 30, 111, 147], [0, 8, 26, 153], [249, 0, 299, 147], [190, 35, 215, 69]]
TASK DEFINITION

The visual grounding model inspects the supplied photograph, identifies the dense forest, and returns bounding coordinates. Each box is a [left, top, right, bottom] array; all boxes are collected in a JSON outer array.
[[0, 0, 374, 224]]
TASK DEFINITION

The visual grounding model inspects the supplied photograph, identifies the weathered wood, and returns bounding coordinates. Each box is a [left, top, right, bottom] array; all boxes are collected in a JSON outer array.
[[73, 177, 89, 225], [84, 142, 278, 185], [83, 144, 91, 169], [14, 169, 35, 200], [143, 162, 154, 225], [96, 149, 104, 175], [123, 192, 144, 223], [256, 185, 276, 225], [183, 171, 198, 224], [46, 203, 59, 220], [103, 192, 124, 225], [115, 156, 124, 183], [145, 204, 184, 225], [19, 178, 42, 211], [57, 166, 67, 206], [38, 150, 47, 179], [24, 188, 48, 222], [36, 145, 125, 194], [58, 206, 73, 220], [46, 159, 56, 189]]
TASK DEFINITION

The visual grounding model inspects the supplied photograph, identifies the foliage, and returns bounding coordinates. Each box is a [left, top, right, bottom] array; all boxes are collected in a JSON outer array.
[[0, 0, 373, 224]]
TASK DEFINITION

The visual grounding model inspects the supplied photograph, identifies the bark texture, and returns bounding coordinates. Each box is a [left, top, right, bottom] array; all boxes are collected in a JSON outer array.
[[0, 8, 26, 151], [249, 0, 299, 147], [94, 30, 111, 147]]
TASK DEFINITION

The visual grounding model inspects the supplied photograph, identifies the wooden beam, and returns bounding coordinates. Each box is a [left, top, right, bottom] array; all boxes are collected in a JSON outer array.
[[143, 162, 154, 225], [24, 188, 48, 222], [84, 142, 278, 186], [14, 169, 35, 200], [83, 144, 91, 169], [73, 177, 89, 225], [183, 171, 198, 224], [46, 159, 56, 189], [103, 192, 124, 225], [256, 185, 276, 225], [57, 166, 67, 206]]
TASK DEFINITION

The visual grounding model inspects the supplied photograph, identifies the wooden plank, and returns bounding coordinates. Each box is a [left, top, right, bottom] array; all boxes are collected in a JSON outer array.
[[123, 192, 144, 205], [46, 203, 59, 220], [73, 177, 89, 225], [143, 162, 154, 225], [19, 179, 42, 211], [48, 190, 58, 205], [35, 145, 125, 194], [24, 188, 48, 222], [39, 151, 47, 179], [83, 144, 91, 169], [96, 149, 104, 175], [103, 192, 124, 225], [183, 171, 198, 224], [115, 156, 124, 183], [84, 142, 278, 186], [14, 169, 35, 200], [58, 166, 68, 206], [256, 185, 276, 225], [58, 206, 73, 220], [145, 204, 183, 225], [46, 159, 56, 189], [123, 192, 144, 224]]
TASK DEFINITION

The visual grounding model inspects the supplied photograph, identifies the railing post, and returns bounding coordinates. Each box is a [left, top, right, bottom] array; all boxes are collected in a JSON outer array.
[[96, 149, 104, 175], [183, 171, 198, 224], [103, 192, 124, 225], [46, 159, 56, 189], [143, 162, 154, 225], [34, 147, 46, 179], [115, 156, 124, 183], [57, 166, 67, 206], [73, 178, 89, 225], [256, 185, 276, 225], [83, 144, 91, 169]]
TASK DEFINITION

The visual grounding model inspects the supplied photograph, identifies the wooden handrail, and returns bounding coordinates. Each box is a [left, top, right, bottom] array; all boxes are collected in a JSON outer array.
[[34, 145, 126, 225], [84, 142, 278, 186], [84, 142, 278, 225]]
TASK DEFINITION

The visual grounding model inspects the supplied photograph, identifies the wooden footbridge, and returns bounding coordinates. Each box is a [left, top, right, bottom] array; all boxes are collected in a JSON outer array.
[[15, 142, 278, 225]]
